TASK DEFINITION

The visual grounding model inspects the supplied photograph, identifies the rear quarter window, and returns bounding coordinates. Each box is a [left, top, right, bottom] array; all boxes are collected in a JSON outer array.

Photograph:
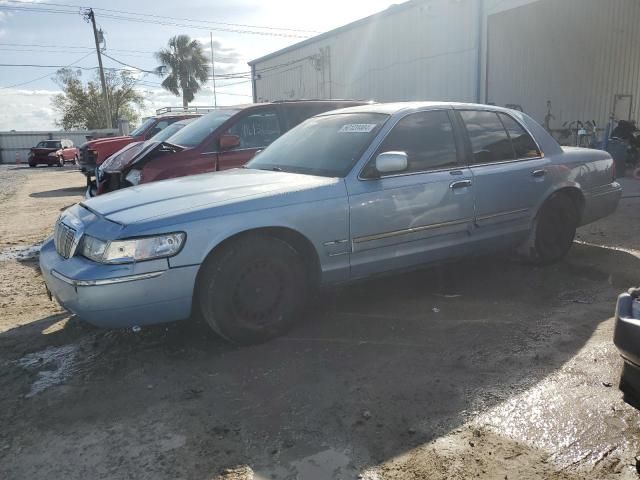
[[499, 113, 541, 159]]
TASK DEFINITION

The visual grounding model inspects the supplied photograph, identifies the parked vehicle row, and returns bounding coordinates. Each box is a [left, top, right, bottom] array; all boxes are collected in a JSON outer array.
[[76, 110, 205, 177], [40, 102, 622, 345], [88, 100, 366, 196], [28, 139, 78, 167]]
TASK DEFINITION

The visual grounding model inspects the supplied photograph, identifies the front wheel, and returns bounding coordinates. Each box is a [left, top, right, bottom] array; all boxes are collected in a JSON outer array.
[[519, 192, 579, 264], [196, 234, 308, 345]]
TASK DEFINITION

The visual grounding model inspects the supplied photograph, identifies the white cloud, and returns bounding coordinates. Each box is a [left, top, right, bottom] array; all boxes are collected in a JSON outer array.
[[0, 89, 60, 131]]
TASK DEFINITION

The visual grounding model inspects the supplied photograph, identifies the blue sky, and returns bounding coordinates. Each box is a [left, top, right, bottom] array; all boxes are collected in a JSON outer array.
[[0, 0, 397, 130]]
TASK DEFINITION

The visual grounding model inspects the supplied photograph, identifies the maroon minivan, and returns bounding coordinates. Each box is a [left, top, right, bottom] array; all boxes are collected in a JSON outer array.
[[96, 100, 366, 195]]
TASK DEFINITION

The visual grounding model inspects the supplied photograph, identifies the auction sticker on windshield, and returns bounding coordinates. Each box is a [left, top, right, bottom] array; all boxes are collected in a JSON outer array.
[[338, 124, 377, 133]]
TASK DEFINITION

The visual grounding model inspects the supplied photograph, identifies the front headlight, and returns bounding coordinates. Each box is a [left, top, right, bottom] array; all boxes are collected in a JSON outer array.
[[80, 233, 185, 264], [80, 235, 108, 262], [125, 169, 141, 185]]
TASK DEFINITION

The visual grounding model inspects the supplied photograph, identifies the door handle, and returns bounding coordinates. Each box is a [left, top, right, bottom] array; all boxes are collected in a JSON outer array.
[[450, 180, 472, 189], [531, 169, 546, 178]]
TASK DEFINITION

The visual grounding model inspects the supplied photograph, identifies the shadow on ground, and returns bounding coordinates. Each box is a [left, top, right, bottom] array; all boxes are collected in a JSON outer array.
[[30, 186, 86, 198], [0, 243, 636, 479]]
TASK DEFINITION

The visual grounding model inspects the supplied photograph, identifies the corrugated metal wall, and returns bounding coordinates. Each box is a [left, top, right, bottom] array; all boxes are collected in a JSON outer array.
[[487, 0, 640, 128], [252, 0, 481, 103], [0, 130, 117, 163], [252, 0, 640, 135]]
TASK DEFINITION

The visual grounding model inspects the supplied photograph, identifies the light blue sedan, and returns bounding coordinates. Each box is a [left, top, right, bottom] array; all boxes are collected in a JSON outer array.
[[40, 102, 622, 344]]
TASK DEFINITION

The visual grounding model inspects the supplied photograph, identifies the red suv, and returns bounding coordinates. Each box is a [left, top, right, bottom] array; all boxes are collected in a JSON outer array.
[[97, 100, 366, 195], [28, 139, 78, 167], [77, 108, 213, 177]]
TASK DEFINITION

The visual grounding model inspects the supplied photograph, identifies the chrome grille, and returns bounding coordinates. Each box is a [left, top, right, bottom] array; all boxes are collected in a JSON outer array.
[[54, 222, 77, 259]]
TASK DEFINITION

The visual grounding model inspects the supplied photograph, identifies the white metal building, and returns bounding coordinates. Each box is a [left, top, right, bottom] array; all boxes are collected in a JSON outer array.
[[249, 0, 640, 131]]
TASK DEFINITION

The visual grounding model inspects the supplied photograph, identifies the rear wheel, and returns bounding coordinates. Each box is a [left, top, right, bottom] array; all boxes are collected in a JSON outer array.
[[197, 234, 308, 345], [520, 192, 578, 264]]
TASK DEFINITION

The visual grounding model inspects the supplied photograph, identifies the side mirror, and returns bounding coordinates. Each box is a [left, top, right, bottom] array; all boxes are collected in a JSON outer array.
[[375, 151, 408, 175], [219, 134, 241, 150]]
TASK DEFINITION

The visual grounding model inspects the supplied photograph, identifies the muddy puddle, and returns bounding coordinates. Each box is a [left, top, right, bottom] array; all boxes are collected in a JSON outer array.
[[15, 340, 94, 397], [253, 448, 360, 480], [0, 243, 42, 262]]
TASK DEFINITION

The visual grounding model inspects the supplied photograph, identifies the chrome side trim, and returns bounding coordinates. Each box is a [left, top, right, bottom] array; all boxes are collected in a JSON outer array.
[[51, 270, 164, 287], [468, 156, 544, 168], [353, 218, 471, 244], [476, 208, 529, 221], [323, 239, 348, 246]]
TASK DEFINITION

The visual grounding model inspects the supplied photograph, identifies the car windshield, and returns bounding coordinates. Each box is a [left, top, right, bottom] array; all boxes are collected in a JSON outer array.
[[246, 112, 388, 177], [36, 141, 62, 149], [168, 109, 239, 148], [148, 120, 192, 144], [130, 118, 156, 137]]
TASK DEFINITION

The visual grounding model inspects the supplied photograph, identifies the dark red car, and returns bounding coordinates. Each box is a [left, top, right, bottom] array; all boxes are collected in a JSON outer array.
[[28, 139, 78, 167], [77, 108, 210, 176], [97, 100, 366, 195]]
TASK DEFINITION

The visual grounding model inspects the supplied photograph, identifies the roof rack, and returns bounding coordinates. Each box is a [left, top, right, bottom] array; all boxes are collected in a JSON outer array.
[[155, 106, 219, 115]]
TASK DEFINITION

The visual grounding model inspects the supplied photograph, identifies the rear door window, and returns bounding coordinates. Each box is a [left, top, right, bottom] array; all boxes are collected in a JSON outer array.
[[498, 113, 541, 159], [460, 110, 515, 164], [225, 109, 282, 149], [366, 110, 459, 176]]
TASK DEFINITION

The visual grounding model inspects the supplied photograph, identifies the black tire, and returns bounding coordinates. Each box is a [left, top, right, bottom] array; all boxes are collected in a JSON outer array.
[[522, 193, 578, 264], [196, 234, 308, 345], [28, 163, 35, 168], [58, 156, 64, 167]]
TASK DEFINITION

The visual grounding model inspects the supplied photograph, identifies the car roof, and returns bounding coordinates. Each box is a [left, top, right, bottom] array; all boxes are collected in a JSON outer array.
[[212, 100, 369, 111], [317, 101, 520, 116]]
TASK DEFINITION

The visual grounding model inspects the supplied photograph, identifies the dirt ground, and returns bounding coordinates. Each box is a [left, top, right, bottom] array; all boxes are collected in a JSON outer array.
[[0, 164, 639, 480]]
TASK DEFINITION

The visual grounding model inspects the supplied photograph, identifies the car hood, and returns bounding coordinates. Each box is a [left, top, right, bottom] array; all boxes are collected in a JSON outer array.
[[84, 136, 132, 148], [99, 141, 147, 171], [82, 168, 341, 225]]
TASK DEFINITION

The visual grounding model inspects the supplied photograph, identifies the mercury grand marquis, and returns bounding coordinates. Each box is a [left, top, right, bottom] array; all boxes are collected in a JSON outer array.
[[40, 102, 622, 344]]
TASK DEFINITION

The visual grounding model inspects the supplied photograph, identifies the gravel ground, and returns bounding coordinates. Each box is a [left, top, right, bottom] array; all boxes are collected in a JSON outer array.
[[0, 165, 639, 480]]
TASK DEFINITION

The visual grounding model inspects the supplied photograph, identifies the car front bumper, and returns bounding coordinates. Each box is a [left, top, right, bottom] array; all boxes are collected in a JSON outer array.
[[613, 291, 640, 409], [39, 239, 198, 328]]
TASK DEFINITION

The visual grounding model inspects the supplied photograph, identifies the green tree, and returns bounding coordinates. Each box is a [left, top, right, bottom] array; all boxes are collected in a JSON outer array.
[[155, 35, 209, 107], [51, 68, 144, 130]]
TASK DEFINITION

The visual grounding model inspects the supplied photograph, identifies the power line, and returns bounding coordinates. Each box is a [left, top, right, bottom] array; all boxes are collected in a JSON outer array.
[[0, 52, 94, 89], [0, 42, 156, 54], [101, 52, 155, 73], [2, 0, 319, 33], [0, 3, 312, 38]]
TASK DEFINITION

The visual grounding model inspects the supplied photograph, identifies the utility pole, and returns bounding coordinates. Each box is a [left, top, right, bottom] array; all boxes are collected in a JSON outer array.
[[210, 32, 217, 108], [86, 8, 112, 128]]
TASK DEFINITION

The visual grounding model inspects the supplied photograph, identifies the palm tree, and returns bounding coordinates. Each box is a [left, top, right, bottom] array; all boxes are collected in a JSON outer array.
[[155, 35, 209, 108]]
